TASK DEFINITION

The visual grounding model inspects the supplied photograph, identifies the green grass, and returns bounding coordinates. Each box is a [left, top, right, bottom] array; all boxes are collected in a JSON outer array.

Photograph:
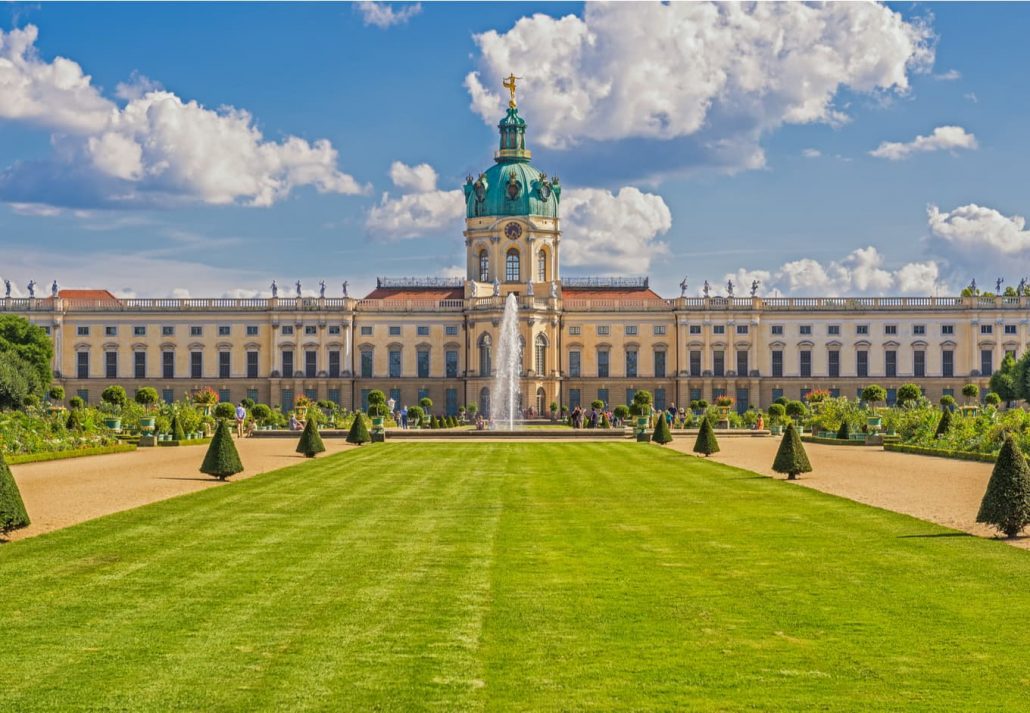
[[1, 443, 1028, 711]]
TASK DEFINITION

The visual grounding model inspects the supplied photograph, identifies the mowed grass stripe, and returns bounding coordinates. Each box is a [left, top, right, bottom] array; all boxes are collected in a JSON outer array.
[[0, 443, 1028, 711]]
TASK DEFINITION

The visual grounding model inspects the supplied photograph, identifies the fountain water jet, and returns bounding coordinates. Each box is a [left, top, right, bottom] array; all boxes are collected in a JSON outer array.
[[490, 293, 522, 430]]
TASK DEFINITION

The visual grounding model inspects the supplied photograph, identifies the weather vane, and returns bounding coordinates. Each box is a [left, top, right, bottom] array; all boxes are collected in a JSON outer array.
[[502, 73, 521, 109]]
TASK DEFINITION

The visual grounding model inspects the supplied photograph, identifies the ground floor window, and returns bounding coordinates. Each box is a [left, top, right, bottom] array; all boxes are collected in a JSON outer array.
[[446, 388, 458, 416], [654, 388, 666, 411], [568, 388, 581, 410], [281, 389, 294, 411], [479, 387, 490, 416], [218, 388, 231, 403]]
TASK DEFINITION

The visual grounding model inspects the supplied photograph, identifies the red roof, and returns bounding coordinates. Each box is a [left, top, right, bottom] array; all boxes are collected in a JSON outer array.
[[363, 287, 464, 301], [58, 289, 119, 301], [562, 287, 665, 301]]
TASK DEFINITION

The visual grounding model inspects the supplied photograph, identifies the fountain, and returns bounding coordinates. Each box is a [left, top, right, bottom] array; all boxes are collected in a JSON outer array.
[[491, 293, 522, 430]]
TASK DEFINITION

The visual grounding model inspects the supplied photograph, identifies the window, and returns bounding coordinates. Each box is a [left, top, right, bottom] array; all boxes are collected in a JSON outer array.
[[281, 389, 294, 412], [219, 326, 231, 336], [800, 350, 812, 378], [389, 349, 402, 378], [597, 388, 609, 407], [417, 326, 430, 336], [713, 325, 725, 335], [942, 350, 954, 377], [361, 350, 373, 378], [190, 326, 202, 337], [304, 326, 317, 336], [219, 389, 231, 404], [568, 388, 581, 410], [736, 325, 749, 335], [981, 349, 993, 377], [1005, 324, 1017, 335], [417, 349, 430, 378], [625, 325, 638, 336], [105, 326, 117, 337], [857, 325, 869, 336], [77, 326, 90, 336], [360, 326, 373, 336], [535, 335, 547, 374], [190, 351, 202, 379], [885, 350, 897, 378], [281, 326, 294, 336], [625, 349, 638, 378], [857, 350, 869, 378], [328, 325, 341, 335], [771, 350, 783, 378], [162, 326, 174, 336], [134, 351, 146, 379], [505, 249, 520, 282], [713, 350, 725, 377], [597, 325, 610, 336], [689, 325, 702, 335], [568, 350, 581, 377], [328, 350, 340, 378], [885, 325, 897, 335], [941, 324, 954, 335], [281, 350, 294, 377], [162, 351, 174, 379], [914, 350, 926, 378], [305, 350, 317, 378], [568, 326, 581, 336], [653, 325, 666, 336], [479, 250, 489, 282], [981, 324, 993, 335], [828, 325, 840, 336], [389, 326, 401, 336], [105, 351, 117, 379], [654, 350, 666, 378], [247, 325, 259, 336], [479, 335, 491, 377], [40, 325, 51, 336], [538, 249, 547, 281], [828, 350, 840, 378], [800, 325, 812, 335], [445, 350, 458, 378], [597, 350, 610, 378], [689, 350, 702, 376], [736, 350, 748, 376], [771, 325, 783, 336], [77, 351, 89, 379], [162, 388, 174, 404], [913, 325, 926, 336], [133, 326, 146, 337], [445, 388, 458, 417], [445, 325, 458, 336], [219, 352, 231, 379], [655, 388, 667, 411], [247, 351, 259, 379], [771, 388, 783, 403]]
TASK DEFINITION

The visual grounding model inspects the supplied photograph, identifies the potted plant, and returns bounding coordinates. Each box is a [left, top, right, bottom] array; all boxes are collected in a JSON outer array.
[[135, 387, 159, 433], [192, 386, 218, 416], [860, 385, 886, 431], [46, 385, 65, 415], [612, 404, 630, 427], [961, 383, 981, 416], [549, 400, 559, 421], [99, 385, 127, 431], [294, 394, 313, 420], [466, 403, 478, 421], [767, 403, 786, 435], [630, 390, 653, 441], [367, 390, 388, 435]]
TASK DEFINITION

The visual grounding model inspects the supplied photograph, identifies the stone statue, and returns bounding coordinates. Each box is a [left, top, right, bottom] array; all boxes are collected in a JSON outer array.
[[52, 280, 59, 298], [969, 278, 977, 293], [751, 279, 760, 297], [996, 277, 1004, 293], [342, 281, 349, 297], [549, 280, 558, 299], [703, 280, 710, 298], [4, 279, 11, 298], [27, 280, 36, 298], [493, 278, 500, 297], [726, 279, 734, 297], [1019, 278, 1027, 295], [526, 279, 534, 296], [295, 280, 302, 298], [271, 280, 278, 298], [679, 277, 688, 297], [319, 280, 326, 298]]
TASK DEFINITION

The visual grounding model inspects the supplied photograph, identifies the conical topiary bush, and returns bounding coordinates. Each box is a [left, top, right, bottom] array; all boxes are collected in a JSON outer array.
[[0, 452, 30, 537], [346, 414, 371, 445], [934, 408, 952, 439], [171, 414, 185, 441], [296, 417, 326, 458], [200, 419, 243, 481], [651, 412, 673, 444], [772, 423, 812, 480], [693, 417, 719, 456], [976, 435, 1030, 538]]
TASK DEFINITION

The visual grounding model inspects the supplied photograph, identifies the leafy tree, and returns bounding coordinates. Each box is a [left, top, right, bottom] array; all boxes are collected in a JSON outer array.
[[590, 399, 604, 411], [934, 408, 952, 438], [976, 435, 1030, 538], [836, 420, 850, 440], [695, 399, 709, 410], [251, 404, 271, 423], [419, 397, 433, 413], [962, 383, 980, 403], [47, 385, 65, 402], [896, 383, 922, 407], [939, 395, 957, 410], [0, 351, 42, 411], [989, 353, 1019, 404], [0, 451, 30, 537], [613, 405, 630, 421], [985, 392, 1002, 407], [651, 412, 672, 444], [296, 418, 326, 458], [346, 413, 371, 445], [65, 407, 84, 431], [630, 390, 653, 416], [785, 400, 807, 420], [407, 405, 425, 427], [68, 396, 84, 410], [101, 385, 128, 407], [367, 390, 388, 417], [693, 417, 719, 457], [772, 423, 812, 480], [0, 315, 52, 393], [135, 387, 159, 408], [861, 385, 887, 408], [200, 420, 244, 480], [213, 402, 236, 420], [767, 403, 786, 422]]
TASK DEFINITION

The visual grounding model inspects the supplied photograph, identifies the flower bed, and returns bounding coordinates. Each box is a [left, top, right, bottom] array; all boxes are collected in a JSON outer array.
[[883, 442, 996, 463]]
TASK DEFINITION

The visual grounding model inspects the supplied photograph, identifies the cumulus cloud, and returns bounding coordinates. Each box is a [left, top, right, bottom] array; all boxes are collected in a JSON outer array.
[[388, 161, 438, 193], [926, 204, 1030, 289], [870, 125, 978, 160], [356, 1, 421, 28], [561, 187, 671, 274], [366, 161, 463, 239], [801, 148, 822, 159], [0, 25, 366, 208], [466, 2, 933, 175]]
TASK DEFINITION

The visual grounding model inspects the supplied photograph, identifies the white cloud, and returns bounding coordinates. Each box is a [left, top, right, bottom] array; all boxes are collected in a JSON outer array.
[[870, 125, 978, 160], [0, 25, 366, 208], [928, 204, 1030, 256], [561, 187, 671, 274], [466, 2, 933, 172], [801, 148, 822, 159], [933, 69, 961, 81], [356, 2, 421, 28], [365, 162, 462, 239], [388, 161, 438, 193]]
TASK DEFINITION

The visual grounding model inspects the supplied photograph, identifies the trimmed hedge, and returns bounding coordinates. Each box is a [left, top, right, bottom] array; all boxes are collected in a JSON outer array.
[[7, 444, 137, 465], [884, 442, 996, 463], [158, 438, 212, 448], [801, 436, 871, 447]]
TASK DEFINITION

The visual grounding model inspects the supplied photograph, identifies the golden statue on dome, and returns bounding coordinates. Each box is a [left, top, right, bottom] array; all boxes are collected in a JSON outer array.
[[502, 73, 520, 108]]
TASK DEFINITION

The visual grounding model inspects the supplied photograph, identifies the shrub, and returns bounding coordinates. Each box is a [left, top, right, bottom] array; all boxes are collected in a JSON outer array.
[[590, 399, 604, 411], [296, 418, 326, 458], [785, 400, 807, 419], [346, 413, 371, 445], [773, 396, 788, 406], [772, 423, 812, 480], [419, 397, 433, 413], [252, 404, 271, 423], [861, 385, 886, 407], [939, 395, 957, 410], [242, 398, 256, 410], [934, 408, 952, 438], [693, 417, 719, 456], [68, 396, 84, 410], [651, 413, 672, 444], [767, 403, 786, 421], [135, 387, 159, 408], [896, 383, 922, 406], [630, 390, 653, 416], [549, 401, 558, 413], [696, 399, 709, 410], [199, 420, 243, 480], [836, 420, 850, 440], [985, 392, 1002, 407], [47, 385, 65, 402], [976, 435, 1030, 537], [407, 405, 425, 427], [101, 385, 127, 407], [962, 383, 980, 402], [213, 402, 236, 420], [0, 451, 30, 536], [613, 405, 630, 421], [65, 408, 84, 431], [170, 414, 185, 441], [466, 403, 478, 416]]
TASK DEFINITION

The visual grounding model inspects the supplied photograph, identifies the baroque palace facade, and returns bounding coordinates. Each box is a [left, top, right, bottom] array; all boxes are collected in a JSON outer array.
[[3, 85, 1020, 416]]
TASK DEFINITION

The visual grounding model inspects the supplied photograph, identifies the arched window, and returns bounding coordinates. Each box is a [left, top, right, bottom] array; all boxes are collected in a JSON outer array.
[[535, 333, 547, 374], [478, 333, 492, 377], [536, 387, 546, 415], [479, 250, 489, 282], [505, 249, 520, 282], [537, 249, 547, 282]]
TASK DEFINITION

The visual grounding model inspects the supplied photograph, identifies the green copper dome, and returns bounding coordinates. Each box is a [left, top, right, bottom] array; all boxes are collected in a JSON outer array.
[[464, 105, 560, 219]]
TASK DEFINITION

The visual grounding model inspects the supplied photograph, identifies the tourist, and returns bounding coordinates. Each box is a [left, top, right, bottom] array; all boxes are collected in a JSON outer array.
[[755, 413, 765, 431], [289, 414, 302, 431], [235, 402, 247, 438], [401, 406, 409, 429]]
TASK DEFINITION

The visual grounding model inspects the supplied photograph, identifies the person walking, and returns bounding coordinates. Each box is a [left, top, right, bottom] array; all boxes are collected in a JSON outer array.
[[235, 402, 247, 438], [401, 406, 409, 429]]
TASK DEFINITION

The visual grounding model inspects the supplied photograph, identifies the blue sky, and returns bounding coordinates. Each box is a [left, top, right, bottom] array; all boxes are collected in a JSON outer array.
[[2, 1, 1030, 298]]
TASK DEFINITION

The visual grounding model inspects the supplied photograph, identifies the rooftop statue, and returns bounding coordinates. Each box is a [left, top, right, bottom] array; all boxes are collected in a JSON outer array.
[[502, 73, 520, 108], [271, 280, 278, 298]]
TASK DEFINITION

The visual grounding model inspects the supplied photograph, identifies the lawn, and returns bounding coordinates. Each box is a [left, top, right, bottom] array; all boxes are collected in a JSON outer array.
[[1, 443, 1029, 711]]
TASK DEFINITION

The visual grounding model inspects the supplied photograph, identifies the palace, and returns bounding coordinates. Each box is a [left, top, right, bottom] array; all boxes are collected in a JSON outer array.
[[3, 85, 1019, 416]]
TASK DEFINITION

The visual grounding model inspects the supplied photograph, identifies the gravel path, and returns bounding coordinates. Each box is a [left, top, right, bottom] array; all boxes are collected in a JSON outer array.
[[7, 437, 354, 541]]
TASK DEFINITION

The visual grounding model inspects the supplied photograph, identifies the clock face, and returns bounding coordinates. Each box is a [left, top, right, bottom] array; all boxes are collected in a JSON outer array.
[[505, 222, 522, 240]]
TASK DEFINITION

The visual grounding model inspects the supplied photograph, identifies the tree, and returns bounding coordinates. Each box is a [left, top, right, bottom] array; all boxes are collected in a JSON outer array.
[[213, 402, 236, 420], [346, 413, 371, 445], [407, 405, 425, 427], [784, 400, 807, 420], [135, 387, 159, 408], [934, 408, 952, 438], [170, 414, 186, 441], [989, 353, 1019, 404], [651, 412, 672, 444], [962, 383, 980, 404], [367, 390, 388, 417], [772, 423, 812, 480], [47, 385, 65, 402], [0, 315, 53, 394], [767, 403, 786, 423], [836, 420, 850, 440], [896, 383, 922, 407], [419, 396, 433, 414], [860, 385, 887, 408], [590, 399, 604, 411], [252, 404, 271, 424], [985, 392, 1002, 407], [0, 351, 42, 411], [939, 394, 957, 410], [976, 435, 1030, 538], [296, 417, 326, 458], [693, 417, 719, 457], [200, 420, 244, 480], [630, 390, 653, 416], [101, 385, 128, 407], [0, 451, 30, 537]]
